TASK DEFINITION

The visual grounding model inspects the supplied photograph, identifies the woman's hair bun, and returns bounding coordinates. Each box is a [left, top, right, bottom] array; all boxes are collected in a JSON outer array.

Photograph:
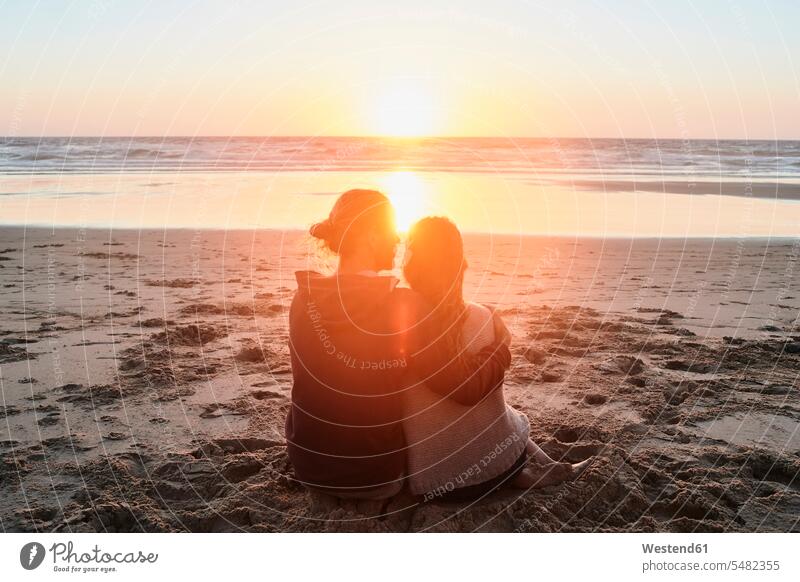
[[310, 219, 332, 241], [310, 189, 391, 255], [310, 219, 342, 252]]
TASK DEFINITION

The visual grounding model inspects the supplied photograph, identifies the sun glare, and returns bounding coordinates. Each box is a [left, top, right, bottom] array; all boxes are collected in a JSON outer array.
[[373, 84, 437, 137], [381, 171, 429, 232]]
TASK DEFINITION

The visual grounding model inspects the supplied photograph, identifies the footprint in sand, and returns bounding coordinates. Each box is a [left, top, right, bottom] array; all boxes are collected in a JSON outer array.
[[539, 370, 562, 383], [220, 457, 263, 483], [37, 413, 61, 426], [250, 389, 285, 401], [584, 393, 608, 405], [749, 456, 800, 491], [522, 347, 548, 365], [199, 404, 223, 419], [664, 360, 714, 374], [543, 436, 602, 463], [0, 405, 22, 419], [554, 427, 580, 443], [663, 383, 693, 405], [597, 355, 646, 376], [24, 394, 47, 401]]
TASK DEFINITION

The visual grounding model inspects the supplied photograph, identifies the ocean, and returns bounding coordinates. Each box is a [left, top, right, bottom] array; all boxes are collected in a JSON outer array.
[[1, 137, 800, 236]]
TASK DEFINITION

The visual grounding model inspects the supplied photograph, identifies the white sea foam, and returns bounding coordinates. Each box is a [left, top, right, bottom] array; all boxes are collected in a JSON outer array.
[[2, 137, 800, 182]]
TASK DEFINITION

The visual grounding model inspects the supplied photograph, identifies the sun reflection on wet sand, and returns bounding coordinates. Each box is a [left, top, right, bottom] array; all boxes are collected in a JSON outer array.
[[381, 171, 431, 232], [2, 170, 800, 237]]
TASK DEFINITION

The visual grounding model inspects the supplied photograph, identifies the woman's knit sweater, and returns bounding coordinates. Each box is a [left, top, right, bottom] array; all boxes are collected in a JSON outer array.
[[403, 302, 530, 496]]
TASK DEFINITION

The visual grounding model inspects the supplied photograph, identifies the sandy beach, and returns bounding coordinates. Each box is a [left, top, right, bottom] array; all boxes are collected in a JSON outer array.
[[1, 226, 798, 532]]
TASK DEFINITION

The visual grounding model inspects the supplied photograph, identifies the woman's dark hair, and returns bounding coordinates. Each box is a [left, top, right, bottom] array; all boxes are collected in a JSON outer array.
[[310, 189, 394, 256], [403, 216, 468, 353]]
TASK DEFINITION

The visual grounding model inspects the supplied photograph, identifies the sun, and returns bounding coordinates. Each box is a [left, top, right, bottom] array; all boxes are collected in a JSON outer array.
[[381, 171, 429, 232], [372, 84, 437, 137]]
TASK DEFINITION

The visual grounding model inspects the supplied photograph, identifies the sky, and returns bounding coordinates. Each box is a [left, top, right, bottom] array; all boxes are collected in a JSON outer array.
[[1, 0, 798, 138]]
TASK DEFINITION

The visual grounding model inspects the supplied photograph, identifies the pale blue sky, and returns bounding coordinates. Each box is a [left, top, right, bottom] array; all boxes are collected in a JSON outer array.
[[1, 0, 798, 137]]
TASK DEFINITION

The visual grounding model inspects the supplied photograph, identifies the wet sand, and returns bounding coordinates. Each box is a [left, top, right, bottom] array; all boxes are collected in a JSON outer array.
[[1, 227, 798, 532]]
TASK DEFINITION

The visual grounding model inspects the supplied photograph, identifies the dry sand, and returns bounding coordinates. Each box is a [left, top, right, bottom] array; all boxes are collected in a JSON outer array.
[[1, 226, 798, 532]]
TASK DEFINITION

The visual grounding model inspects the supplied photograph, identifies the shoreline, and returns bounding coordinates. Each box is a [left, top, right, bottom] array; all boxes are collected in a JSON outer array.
[[0, 224, 798, 241]]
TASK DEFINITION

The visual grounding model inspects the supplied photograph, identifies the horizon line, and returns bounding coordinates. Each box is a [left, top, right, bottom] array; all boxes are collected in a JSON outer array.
[[2, 135, 799, 142]]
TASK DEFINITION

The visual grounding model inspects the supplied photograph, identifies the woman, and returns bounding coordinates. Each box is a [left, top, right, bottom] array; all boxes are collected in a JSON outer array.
[[286, 190, 512, 500], [402, 216, 590, 501]]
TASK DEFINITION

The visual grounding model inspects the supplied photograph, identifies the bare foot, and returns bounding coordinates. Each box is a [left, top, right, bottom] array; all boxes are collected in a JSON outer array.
[[513, 462, 572, 489], [513, 458, 593, 489], [570, 458, 593, 479]]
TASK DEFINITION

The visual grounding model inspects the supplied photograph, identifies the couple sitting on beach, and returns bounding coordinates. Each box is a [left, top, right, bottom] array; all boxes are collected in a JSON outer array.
[[286, 189, 589, 501]]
